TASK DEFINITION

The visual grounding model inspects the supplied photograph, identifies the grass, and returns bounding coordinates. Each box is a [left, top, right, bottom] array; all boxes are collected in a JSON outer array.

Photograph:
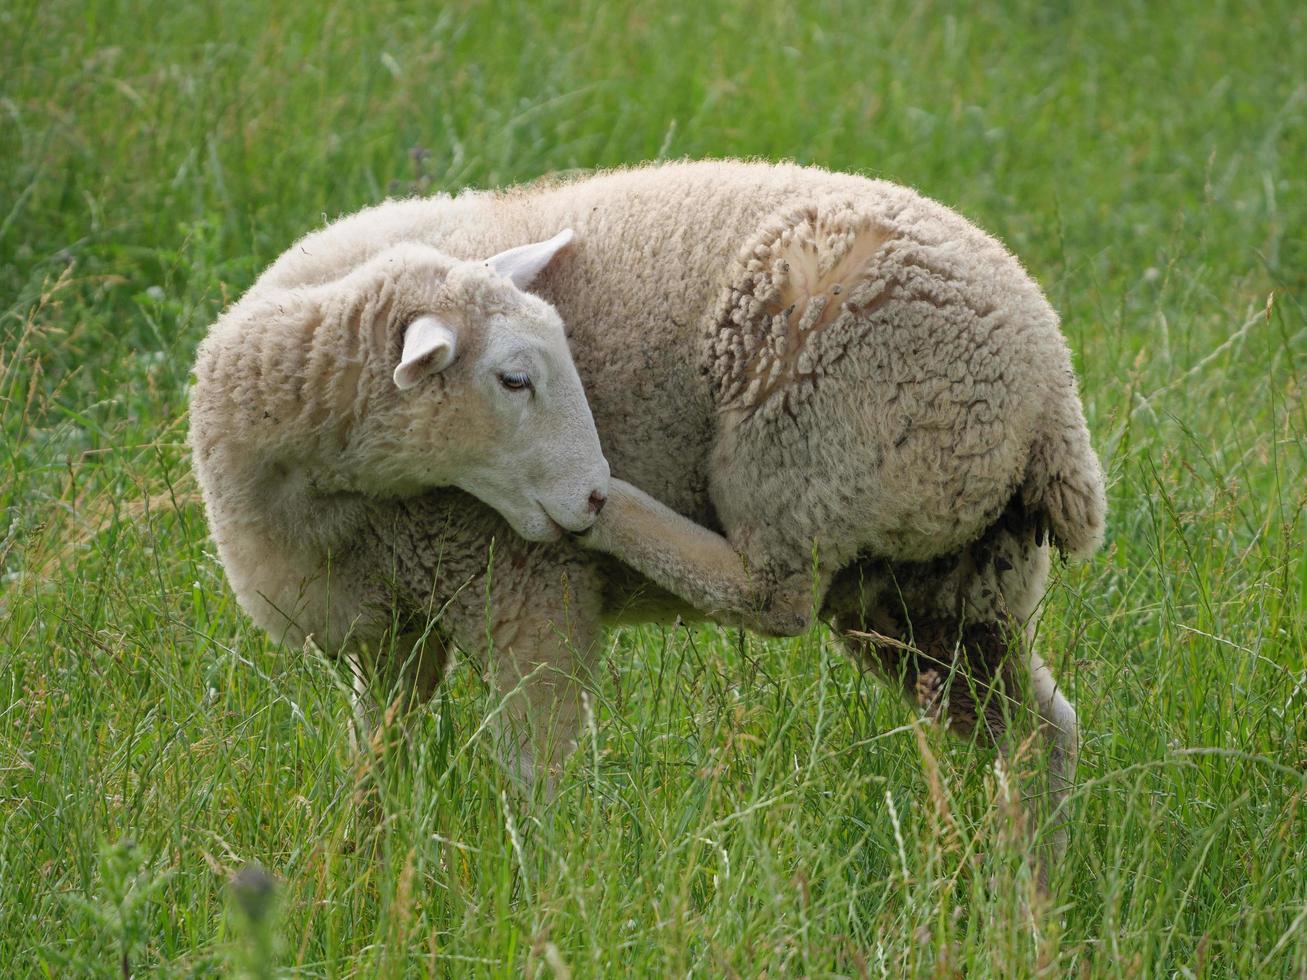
[[2, 0, 1305, 974]]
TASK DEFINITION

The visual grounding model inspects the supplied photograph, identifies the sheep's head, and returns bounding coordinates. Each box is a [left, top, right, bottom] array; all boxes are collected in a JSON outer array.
[[362, 231, 609, 542]]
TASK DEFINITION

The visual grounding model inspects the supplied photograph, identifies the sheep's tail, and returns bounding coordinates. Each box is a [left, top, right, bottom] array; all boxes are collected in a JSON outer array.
[[1020, 384, 1106, 560]]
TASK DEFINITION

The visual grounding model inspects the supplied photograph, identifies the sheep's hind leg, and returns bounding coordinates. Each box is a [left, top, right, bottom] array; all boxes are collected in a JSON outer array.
[[577, 478, 814, 636], [985, 634, 1079, 888], [833, 608, 1076, 886], [1025, 645, 1079, 861], [962, 626, 1079, 884]]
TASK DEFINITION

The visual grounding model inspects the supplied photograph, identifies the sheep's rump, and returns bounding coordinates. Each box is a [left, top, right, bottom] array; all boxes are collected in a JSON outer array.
[[702, 187, 1104, 567]]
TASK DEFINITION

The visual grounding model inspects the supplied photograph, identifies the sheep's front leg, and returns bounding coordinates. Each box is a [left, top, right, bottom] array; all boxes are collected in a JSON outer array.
[[578, 478, 813, 636], [487, 601, 600, 790], [441, 547, 605, 792], [347, 628, 451, 757]]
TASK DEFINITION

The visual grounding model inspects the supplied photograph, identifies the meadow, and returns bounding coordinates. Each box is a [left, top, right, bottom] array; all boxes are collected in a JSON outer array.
[[1, 0, 1304, 974]]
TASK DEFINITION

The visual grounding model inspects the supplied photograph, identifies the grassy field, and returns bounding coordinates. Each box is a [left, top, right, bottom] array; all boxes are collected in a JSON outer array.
[[2, 0, 1305, 974]]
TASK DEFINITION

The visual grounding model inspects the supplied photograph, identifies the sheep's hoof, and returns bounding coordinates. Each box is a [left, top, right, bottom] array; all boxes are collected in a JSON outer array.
[[570, 525, 604, 551]]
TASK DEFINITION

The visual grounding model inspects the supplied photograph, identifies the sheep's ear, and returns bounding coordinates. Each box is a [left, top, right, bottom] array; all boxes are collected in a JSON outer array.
[[484, 228, 574, 289], [394, 315, 457, 390]]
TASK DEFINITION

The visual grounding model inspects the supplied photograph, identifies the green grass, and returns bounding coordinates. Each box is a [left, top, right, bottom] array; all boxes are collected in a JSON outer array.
[[2, 0, 1305, 974]]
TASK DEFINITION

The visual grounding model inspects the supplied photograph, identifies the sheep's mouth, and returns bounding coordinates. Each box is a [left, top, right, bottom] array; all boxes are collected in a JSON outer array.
[[538, 500, 598, 537], [524, 501, 568, 541]]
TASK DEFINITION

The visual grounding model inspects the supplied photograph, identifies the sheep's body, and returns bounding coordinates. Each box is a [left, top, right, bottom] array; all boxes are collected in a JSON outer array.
[[260, 160, 1101, 564], [201, 160, 1105, 836]]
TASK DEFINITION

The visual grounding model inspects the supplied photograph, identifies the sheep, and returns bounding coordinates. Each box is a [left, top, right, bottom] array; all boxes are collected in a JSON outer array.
[[191, 160, 1105, 855]]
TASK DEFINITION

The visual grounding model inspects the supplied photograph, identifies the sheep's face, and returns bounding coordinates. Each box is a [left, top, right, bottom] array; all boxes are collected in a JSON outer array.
[[387, 231, 610, 542]]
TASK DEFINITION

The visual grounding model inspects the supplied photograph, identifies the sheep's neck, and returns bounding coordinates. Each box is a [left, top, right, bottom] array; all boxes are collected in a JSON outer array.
[[207, 446, 362, 556]]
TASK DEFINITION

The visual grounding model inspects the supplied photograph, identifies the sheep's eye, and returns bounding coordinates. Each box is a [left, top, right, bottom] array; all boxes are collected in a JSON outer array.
[[498, 371, 532, 392]]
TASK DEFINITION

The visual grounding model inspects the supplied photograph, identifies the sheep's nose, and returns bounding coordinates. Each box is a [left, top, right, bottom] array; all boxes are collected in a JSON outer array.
[[587, 490, 607, 516]]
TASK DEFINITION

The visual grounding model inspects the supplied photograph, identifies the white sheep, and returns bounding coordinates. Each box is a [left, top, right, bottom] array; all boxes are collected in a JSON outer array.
[[191, 160, 1105, 854]]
